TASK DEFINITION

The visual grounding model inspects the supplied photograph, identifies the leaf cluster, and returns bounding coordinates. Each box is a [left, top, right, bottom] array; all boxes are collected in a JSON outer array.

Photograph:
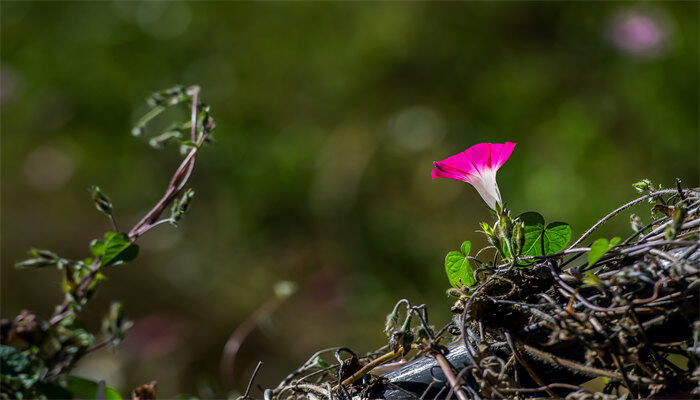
[[445, 207, 572, 289], [3, 85, 215, 400]]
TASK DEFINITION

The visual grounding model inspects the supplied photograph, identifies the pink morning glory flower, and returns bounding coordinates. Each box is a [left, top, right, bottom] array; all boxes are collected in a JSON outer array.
[[431, 142, 516, 209], [609, 9, 669, 58]]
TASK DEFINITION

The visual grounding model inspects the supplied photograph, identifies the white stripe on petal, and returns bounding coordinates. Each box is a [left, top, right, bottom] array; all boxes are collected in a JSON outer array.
[[466, 168, 502, 209]]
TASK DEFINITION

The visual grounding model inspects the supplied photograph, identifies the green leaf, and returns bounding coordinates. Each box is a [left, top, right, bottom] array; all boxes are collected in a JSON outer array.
[[60, 376, 123, 400], [178, 140, 199, 148], [445, 241, 474, 288], [0, 345, 31, 377], [544, 222, 572, 255], [519, 212, 572, 257], [313, 356, 330, 369], [632, 179, 652, 193], [460, 241, 470, 256], [89, 232, 139, 267], [519, 212, 545, 256], [89, 239, 105, 258], [582, 271, 605, 288], [15, 248, 67, 269], [587, 237, 620, 267]]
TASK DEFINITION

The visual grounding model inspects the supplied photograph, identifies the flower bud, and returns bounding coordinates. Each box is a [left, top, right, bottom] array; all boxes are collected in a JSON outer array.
[[513, 221, 525, 256], [91, 186, 113, 216], [665, 206, 687, 240], [630, 214, 643, 232]]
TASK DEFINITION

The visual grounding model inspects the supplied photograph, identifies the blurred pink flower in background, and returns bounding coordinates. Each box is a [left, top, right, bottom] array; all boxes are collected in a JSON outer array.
[[431, 142, 516, 209], [123, 313, 189, 359], [306, 266, 348, 312], [609, 9, 671, 57]]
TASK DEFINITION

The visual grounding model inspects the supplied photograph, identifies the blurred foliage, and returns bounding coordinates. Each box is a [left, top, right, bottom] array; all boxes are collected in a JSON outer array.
[[1, 1, 697, 398]]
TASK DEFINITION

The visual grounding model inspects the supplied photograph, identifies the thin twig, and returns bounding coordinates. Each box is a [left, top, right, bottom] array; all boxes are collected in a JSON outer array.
[[504, 331, 556, 398], [221, 297, 285, 389], [569, 189, 678, 249], [237, 361, 264, 400], [433, 352, 469, 400]]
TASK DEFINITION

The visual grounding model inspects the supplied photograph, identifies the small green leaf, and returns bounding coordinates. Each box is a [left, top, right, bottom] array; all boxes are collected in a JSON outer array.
[[15, 248, 67, 269], [60, 376, 123, 400], [178, 140, 199, 148], [313, 356, 330, 369], [149, 130, 182, 149], [90, 232, 139, 267], [445, 241, 474, 288], [460, 241, 471, 256], [587, 237, 620, 267], [0, 345, 31, 377], [519, 212, 572, 257], [89, 239, 106, 258], [632, 179, 652, 193], [170, 189, 195, 225], [582, 271, 605, 288]]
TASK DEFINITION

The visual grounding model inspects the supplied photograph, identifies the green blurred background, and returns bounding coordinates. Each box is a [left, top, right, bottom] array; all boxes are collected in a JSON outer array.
[[2, 1, 698, 397]]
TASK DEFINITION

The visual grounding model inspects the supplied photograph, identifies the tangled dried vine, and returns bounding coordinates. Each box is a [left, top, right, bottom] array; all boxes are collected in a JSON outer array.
[[266, 185, 699, 400]]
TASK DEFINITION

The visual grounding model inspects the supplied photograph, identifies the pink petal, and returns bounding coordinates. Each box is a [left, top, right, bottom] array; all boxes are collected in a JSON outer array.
[[431, 162, 468, 181], [489, 142, 516, 170], [435, 152, 477, 176], [461, 142, 517, 174], [463, 143, 493, 174], [431, 142, 516, 209]]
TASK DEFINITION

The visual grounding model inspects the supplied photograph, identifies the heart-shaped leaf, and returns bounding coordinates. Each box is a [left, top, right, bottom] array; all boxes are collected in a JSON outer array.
[[519, 212, 572, 257], [587, 237, 621, 267], [445, 241, 475, 288]]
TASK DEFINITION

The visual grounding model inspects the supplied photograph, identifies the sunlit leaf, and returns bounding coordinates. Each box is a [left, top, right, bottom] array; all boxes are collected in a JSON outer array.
[[588, 237, 620, 267], [89, 232, 139, 267], [519, 212, 571, 257], [445, 241, 475, 288]]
